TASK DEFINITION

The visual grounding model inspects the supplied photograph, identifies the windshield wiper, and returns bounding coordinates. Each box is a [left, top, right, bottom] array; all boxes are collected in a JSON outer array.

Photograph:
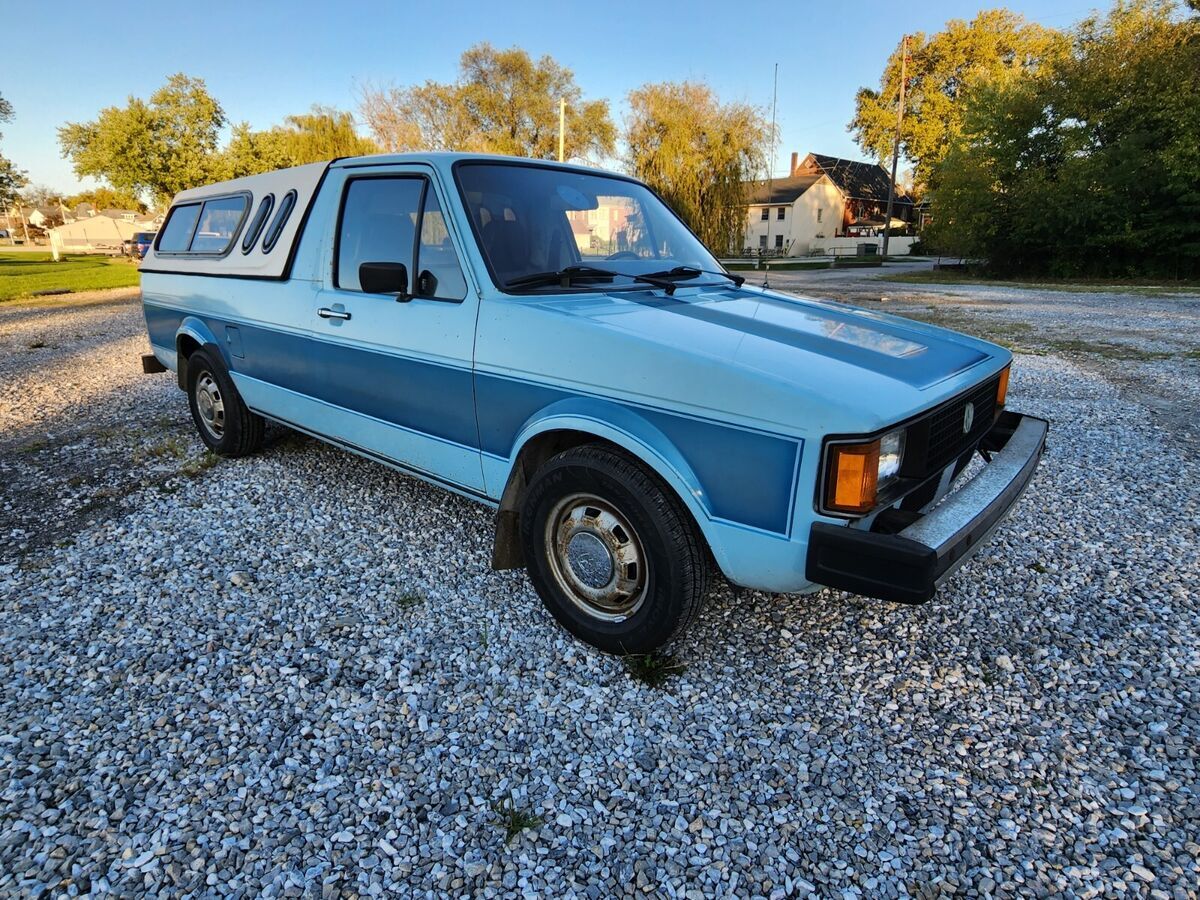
[[644, 266, 746, 289], [504, 264, 679, 293], [504, 263, 745, 295]]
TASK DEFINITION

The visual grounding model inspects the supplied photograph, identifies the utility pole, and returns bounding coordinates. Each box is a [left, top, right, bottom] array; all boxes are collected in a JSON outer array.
[[763, 62, 778, 289], [558, 98, 566, 162], [882, 34, 909, 260], [17, 202, 30, 246]]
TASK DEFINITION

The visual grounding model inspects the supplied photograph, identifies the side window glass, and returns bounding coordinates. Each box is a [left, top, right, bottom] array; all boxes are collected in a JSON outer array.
[[416, 190, 467, 300], [336, 178, 423, 292], [261, 190, 297, 253], [241, 194, 274, 253], [190, 195, 248, 254], [156, 203, 201, 252]]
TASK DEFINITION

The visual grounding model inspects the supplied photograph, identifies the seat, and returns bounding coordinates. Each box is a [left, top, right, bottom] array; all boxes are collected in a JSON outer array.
[[481, 218, 529, 284]]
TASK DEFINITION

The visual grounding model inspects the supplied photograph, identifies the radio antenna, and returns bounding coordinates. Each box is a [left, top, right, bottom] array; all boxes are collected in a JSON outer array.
[[763, 62, 779, 290]]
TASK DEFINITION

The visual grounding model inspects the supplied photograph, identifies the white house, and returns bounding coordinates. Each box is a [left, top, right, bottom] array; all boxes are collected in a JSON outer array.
[[742, 152, 916, 257]]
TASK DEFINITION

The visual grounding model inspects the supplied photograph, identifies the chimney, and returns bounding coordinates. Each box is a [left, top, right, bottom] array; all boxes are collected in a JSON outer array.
[[789, 152, 798, 176]]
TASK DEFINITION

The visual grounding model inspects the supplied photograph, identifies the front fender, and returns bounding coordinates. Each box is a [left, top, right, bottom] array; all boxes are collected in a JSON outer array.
[[499, 395, 756, 573]]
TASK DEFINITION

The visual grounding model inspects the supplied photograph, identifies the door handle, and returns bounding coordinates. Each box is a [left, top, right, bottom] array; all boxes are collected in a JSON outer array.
[[318, 307, 351, 321]]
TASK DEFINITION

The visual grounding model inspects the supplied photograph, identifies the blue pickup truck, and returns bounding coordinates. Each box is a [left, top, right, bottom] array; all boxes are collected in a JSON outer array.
[[139, 154, 1047, 652]]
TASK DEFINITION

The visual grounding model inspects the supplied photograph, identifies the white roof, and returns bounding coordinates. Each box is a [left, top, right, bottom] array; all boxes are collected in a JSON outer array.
[[142, 161, 329, 279]]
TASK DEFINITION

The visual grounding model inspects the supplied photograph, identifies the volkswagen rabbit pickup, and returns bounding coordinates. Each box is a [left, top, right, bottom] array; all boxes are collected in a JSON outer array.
[[139, 154, 1048, 653]]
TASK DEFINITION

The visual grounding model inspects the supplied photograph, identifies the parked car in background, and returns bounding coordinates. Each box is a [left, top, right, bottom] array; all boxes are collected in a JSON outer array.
[[133, 232, 157, 258], [139, 154, 1047, 653]]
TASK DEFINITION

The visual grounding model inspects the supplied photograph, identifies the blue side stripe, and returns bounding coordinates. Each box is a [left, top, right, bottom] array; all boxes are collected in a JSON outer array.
[[144, 303, 799, 534]]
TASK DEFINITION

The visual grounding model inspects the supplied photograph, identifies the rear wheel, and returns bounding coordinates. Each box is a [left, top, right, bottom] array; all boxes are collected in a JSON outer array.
[[185, 347, 264, 457], [520, 445, 708, 654]]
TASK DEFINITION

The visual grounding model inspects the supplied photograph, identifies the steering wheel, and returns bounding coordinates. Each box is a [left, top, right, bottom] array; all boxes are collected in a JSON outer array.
[[605, 250, 640, 261]]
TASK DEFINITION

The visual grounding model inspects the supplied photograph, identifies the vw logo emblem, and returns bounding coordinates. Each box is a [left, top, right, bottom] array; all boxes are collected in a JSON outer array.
[[962, 402, 975, 434]]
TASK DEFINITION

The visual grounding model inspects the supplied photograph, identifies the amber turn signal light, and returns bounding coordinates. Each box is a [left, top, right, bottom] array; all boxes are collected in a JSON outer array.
[[997, 365, 1011, 407], [826, 441, 880, 514]]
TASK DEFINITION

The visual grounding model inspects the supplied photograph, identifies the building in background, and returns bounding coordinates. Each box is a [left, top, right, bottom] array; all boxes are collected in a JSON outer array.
[[742, 152, 916, 257]]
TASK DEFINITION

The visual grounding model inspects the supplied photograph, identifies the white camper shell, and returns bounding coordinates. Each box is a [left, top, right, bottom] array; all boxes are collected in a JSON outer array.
[[142, 161, 328, 279]]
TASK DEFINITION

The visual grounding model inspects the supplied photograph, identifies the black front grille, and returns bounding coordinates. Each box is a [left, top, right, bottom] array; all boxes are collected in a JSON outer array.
[[903, 375, 1000, 477]]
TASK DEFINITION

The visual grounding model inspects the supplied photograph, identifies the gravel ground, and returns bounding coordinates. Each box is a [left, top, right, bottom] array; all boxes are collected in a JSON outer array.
[[1, 284, 1198, 898]]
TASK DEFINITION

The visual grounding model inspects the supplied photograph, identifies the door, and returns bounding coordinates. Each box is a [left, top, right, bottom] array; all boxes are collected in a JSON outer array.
[[309, 165, 484, 493]]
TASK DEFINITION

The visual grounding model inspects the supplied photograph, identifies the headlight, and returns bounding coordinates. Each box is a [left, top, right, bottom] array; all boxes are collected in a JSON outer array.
[[824, 428, 906, 515], [878, 429, 905, 485]]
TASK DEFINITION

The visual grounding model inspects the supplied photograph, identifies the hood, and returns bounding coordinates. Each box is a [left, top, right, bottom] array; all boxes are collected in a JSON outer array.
[[487, 284, 1010, 436], [613, 285, 995, 392]]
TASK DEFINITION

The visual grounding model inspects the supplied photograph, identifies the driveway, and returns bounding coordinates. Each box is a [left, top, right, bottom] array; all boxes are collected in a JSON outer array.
[[1, 282, 1197, 897]]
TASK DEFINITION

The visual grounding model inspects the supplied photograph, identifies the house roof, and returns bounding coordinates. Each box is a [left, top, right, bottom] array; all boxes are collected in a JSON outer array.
[[800, 153, 912, 207], [744, 174, 821, 205]]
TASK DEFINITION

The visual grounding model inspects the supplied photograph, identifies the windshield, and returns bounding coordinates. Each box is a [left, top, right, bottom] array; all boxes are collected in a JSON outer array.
[[455, 162, 724, 291]]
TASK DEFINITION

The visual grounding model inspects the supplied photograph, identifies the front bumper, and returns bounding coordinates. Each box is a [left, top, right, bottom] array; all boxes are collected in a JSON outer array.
[[805, 411, 1049, 604]]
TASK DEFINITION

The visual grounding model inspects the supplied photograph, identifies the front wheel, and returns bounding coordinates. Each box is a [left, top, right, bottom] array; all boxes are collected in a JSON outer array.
[[520, 445, 708, 654], [185, 347, 264, 457]]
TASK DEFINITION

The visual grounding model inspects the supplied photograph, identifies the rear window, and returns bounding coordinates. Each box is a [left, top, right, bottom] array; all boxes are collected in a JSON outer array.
[[156, 195, 248, 255], [156, 204, 201, 252], [190, 195, 249, 254]]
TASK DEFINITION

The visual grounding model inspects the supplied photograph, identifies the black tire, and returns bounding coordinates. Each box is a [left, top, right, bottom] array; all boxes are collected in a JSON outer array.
[[520, 444, 708, 654], [185, 347, 264, 457]]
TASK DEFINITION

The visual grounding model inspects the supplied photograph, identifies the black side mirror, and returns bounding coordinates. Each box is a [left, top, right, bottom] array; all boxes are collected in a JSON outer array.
[[359, 261, 409, 300]]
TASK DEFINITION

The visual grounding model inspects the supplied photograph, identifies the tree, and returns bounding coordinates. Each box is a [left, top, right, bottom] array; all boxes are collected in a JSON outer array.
[[58, 74, 224, 206], [21, 184, 67, 207], [0, 157, 26, 208], [359, 43, 615, 161], [213, 122, 297, 181], [0, 91, 13, 137], [214, 107, 377, 180], [276, 106, 377, 162], [625, 82, 768, 255], [65, 186, 148, 213], [850, 11, 1064, 189], [928, 0, 1200, 278], [1, 91, 25, 209]]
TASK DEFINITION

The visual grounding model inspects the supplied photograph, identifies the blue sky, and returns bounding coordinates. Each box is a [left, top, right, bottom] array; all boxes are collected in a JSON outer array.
[[6, 0, 1100, 194]]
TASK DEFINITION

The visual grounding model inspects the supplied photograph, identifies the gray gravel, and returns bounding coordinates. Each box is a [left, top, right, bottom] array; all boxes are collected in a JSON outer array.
[[1, 287, 1199, 897]]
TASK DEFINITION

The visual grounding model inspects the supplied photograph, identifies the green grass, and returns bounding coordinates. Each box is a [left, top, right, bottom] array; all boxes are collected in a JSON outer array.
[[877, 268, 1200, 294], [0, 252, 140, 301]]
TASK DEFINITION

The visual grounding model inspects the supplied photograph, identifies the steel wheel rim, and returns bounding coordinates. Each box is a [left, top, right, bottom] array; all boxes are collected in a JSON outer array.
[[544, 493, 647, 622], [194, 371, 226, 440]]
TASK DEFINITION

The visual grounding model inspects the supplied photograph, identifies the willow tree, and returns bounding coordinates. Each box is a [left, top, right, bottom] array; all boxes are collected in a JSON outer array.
[[850, 11, 1064, 189], [625, 82, 767, 255], [359, 44, 615, 161]]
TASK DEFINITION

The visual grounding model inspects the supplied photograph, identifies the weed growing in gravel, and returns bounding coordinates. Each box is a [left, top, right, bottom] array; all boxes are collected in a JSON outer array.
[[1048, 339, 1173, 361], [491, 796, 543, 844], [27, 341, 47, 349], [136, 436, 188, 462], [1029, 561, 1049, 573], [18, 439, 47, 453], [396, 591, 425, 610], [180, 451, 220, 477], [623, 652, 686, 688]]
